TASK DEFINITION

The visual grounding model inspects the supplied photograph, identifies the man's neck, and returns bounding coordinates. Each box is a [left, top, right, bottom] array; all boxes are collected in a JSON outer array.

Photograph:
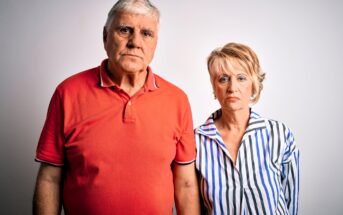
[[106, 64, 148, 97]]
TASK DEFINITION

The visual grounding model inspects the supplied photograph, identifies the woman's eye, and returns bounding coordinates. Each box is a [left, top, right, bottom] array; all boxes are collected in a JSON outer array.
[[218, 75, 230, 83], [237, 75, 247, 82]]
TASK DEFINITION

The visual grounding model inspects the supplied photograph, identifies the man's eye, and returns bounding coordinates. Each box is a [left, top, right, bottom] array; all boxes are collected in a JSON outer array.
[[117, 26, 132, 35], [218, 75, 230, 83], [142, 30, 153, 38]]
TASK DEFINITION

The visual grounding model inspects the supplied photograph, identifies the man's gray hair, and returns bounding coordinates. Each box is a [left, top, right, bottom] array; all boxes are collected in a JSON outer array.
[[105, 0, 160, 30]]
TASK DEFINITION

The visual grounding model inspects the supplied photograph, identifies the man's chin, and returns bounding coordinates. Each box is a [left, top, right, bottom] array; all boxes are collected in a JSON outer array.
[[120, 62, 146, 73]]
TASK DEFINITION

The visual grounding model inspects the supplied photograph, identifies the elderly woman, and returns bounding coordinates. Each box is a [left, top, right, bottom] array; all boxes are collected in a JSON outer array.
[[195, 42, 300, 215]]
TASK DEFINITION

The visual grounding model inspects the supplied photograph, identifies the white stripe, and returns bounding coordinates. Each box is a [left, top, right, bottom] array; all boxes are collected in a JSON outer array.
[[174, 159, 195, 165], [99, 70, 104, 87], [35, 158, 64, 166]]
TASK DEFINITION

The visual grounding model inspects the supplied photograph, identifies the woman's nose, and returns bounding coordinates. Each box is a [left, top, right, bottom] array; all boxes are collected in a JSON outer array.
[[227, 79, 238, 93]]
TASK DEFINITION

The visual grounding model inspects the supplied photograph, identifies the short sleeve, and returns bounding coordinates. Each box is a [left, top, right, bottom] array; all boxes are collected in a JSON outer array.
[[174, 96, 196, 164], [35, 89, 65, 166]]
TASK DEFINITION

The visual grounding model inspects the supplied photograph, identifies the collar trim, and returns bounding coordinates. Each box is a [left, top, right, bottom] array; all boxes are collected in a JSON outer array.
[[195, 109, 267, 138], [98, 59, 159, 92]]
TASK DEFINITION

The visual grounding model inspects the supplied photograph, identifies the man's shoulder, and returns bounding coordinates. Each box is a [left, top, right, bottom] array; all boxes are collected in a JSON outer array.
[[154, 74, 187, 98], [57, 66, 100, 91]]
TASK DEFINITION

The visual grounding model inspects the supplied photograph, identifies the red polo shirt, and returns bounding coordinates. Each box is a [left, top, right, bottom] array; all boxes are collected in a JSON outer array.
[[36, 60, 196, 214]]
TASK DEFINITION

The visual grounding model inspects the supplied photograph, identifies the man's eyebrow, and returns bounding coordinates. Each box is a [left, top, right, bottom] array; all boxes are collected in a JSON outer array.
[[115, 24, 134, 32], [141, 27, 155, 33], [141, 27, 152, 31], [117, 23, 132, 27]]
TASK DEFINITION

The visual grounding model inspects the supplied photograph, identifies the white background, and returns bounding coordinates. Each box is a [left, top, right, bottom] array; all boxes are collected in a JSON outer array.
[[1, 0, 342, 214]]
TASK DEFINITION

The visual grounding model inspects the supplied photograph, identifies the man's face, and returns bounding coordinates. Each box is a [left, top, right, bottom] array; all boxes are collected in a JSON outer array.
[[104, 12, 158, 74]]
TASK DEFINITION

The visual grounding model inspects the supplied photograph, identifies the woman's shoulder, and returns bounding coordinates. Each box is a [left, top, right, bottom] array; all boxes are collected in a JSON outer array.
[[194, 109, 220, 132], [252, 110, 294, 136]]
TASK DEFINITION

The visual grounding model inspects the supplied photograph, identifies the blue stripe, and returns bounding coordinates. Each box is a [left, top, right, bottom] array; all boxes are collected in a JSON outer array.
[[204, 137, 211, 210], [266, 128, 280, 208], [293, 151, 300, 215], [256, 130, 274, 214], [210, 139, 217, 214], [292, 152, 296, 215], [216, 143, 224, 214], [202, 127, 217, 132], [279, 191, 287, 210], [216, 131, 227, 148]]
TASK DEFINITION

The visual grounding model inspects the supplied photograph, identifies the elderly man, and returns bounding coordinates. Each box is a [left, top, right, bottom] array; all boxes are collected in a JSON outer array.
[[32, 0, 200, 214]]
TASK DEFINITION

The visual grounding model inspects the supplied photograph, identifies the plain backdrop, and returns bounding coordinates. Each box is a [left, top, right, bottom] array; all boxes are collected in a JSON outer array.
[[1, 0, 342, 214]]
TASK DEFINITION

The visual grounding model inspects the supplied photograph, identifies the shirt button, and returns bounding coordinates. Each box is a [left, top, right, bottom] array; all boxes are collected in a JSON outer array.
[[127, 101, 132, 106]]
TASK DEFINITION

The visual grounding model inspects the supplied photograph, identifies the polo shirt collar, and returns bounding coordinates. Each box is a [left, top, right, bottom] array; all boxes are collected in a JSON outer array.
[[99, 59, 114, 88], [144, 66, 159, 92], [195, 109, 267, 139], [99, 59, 159, 91]]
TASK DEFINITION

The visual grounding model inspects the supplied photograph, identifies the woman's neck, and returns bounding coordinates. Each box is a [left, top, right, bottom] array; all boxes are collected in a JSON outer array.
[[216, 108, 250, 132]]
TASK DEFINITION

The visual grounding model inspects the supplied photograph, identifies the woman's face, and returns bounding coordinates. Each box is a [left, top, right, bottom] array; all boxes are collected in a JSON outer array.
[[211, 59, 253, 112]]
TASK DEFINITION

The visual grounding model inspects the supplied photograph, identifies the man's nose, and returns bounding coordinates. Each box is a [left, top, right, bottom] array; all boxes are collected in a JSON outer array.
[[127, 31, 142, 48]]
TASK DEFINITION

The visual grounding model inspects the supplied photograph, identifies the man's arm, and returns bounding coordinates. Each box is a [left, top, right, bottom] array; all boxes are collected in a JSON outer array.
[[33, 163, 63, 215], [173, 162, 200, 215]]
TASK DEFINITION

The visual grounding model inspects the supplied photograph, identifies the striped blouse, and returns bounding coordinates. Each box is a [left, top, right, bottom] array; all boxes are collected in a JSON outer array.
[[195, 109, 300, 215]]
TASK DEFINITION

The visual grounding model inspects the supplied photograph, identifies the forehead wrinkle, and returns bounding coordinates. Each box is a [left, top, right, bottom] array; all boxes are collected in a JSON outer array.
[[121, 13, 157, 26], [118, 3, 160, 23], [110, 14, 158, 36]]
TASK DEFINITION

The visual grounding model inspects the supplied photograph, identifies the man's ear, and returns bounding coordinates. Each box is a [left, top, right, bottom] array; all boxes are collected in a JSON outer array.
[[103, 27, 107, 44]]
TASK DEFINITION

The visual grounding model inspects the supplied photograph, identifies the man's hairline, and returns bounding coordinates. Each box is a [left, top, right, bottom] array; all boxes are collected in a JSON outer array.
[[104, 10, 160, 31]]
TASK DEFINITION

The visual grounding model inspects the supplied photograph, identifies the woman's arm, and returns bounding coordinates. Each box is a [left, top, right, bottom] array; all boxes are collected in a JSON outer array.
[[281, 129, 300, 215]]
